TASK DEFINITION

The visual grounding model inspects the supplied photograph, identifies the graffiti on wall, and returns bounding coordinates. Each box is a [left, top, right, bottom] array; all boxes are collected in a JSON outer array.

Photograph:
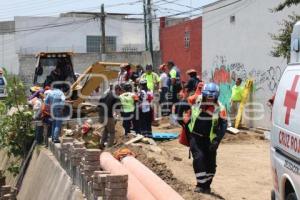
[[203, 55, 283, 111]]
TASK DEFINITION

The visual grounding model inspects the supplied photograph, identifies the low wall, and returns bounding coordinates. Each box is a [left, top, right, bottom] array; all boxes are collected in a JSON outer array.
[[19, 51, 161, 88], [17, 148, 84, 200]]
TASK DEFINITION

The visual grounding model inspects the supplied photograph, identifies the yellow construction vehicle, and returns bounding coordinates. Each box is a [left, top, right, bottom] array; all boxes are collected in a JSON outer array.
[[69, 62, 121, 109]]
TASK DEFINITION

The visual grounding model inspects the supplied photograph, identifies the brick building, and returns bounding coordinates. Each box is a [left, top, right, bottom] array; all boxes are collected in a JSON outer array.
[[159, 17, 202, 81]]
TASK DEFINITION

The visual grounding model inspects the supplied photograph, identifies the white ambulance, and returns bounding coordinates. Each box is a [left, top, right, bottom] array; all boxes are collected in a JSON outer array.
[[271, 21, 300, 200]]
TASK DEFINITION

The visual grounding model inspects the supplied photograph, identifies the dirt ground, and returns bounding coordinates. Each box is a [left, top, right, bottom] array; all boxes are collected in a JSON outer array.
[[68, 118, 273, 200]]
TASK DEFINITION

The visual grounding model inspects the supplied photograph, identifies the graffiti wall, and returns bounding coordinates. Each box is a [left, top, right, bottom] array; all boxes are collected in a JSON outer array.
[[203, 55, 283, 112]]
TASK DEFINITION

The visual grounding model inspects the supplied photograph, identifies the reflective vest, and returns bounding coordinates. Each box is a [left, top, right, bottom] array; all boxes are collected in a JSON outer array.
[[188, 103, 226, 142], [120, 92, 135, 113]]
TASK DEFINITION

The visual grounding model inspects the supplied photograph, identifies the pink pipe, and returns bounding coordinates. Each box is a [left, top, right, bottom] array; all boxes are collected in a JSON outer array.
[[121, 156, 184, 200], [100, 152, 156, 200]]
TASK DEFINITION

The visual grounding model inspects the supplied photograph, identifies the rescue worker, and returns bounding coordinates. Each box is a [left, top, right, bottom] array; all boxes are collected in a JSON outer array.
[[230, 78, 244, 126], [119, 82, 140, 136], [117, 63, 132, 85], [140, 64, 160, 92], [185, 69, 200, 95], [131, 64, 144, 83], [98, 85, 121, 149], [167, 61, 181, 104], [187, 83, 227, 194], [138, 80, 153, 137]]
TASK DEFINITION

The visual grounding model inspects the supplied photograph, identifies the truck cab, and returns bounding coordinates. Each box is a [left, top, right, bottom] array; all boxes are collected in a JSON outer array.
[[33, 52, 76, 89], [271, 21, 300, 200]]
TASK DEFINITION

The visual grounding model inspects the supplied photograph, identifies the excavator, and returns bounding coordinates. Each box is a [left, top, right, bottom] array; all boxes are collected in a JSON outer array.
[[32, 52, 124, 113]]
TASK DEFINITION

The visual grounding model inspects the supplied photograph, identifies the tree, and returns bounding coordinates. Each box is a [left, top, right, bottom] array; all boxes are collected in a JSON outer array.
[[0, 71, 34, 176], [271, 1, 300, 61], [274, 0, 300, 11]]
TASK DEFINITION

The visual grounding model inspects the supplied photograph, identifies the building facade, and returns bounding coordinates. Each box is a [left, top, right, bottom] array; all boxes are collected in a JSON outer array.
[[0, 12, 160, 74], [160, 17, 202, 81], [202, 0, 300, 128]]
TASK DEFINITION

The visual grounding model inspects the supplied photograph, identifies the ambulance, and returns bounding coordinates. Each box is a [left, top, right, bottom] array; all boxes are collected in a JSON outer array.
[[271, 21, 300, 200]]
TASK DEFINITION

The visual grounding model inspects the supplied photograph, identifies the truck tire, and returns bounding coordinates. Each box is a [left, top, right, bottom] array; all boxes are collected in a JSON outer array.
[[286, 193, 297, 200]]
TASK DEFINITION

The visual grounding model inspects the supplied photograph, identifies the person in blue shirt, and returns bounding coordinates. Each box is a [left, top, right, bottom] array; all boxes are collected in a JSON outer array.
[[45, 84, 66, 143]]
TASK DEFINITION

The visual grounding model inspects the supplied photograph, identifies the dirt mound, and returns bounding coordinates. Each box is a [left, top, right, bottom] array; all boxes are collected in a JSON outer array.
[[222, 131, 265, 144]]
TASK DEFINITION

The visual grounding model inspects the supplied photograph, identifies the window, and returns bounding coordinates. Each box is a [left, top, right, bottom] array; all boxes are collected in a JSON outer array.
[[230, 15, 236, 24], [86, 36, 117, 53], [184, 31, 190, 48]]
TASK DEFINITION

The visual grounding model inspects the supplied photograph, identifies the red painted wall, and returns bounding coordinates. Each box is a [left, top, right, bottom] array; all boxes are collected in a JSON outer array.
[[160, 17, 202, 81]]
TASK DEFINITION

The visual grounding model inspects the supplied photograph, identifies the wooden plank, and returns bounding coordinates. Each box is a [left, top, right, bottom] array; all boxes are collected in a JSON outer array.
[[125, 134, 144, 145]]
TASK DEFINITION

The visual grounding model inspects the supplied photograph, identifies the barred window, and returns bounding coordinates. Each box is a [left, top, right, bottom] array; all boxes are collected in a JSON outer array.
[[86, 36, 117, 53], [184, 31, 190, 48]]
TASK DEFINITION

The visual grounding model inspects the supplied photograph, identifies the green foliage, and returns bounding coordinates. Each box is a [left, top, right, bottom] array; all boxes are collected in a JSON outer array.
[[274, 0, 300, 11], [0, 72, 34, 176], [270, 13, 300, 61]]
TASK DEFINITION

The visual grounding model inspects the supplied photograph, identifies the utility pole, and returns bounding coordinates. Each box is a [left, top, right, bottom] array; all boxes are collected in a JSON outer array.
[[100, 4, 106, 54], [143, 0, 148, 51], [147, 0, 153, 62]]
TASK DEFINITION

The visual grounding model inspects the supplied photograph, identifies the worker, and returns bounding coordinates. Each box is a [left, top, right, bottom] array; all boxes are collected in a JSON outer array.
[[159, 64, 170, 116], [187, 83, 227, 194], [131, 64, 144, 83], [140, 64, 160, 92], [98, 84, 121, 149], [44, 83, 66, 143], [185, 69, 200, 95], [230, 78, 244, 126], [167, 61, 181, 104], [119, 82, 140, 136], [117, 63, 132, 85], [188, 81, 205, 105], [138, 80, 154, 137]]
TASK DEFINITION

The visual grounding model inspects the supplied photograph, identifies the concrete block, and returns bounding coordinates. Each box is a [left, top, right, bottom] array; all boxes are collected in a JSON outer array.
[[84, 155, 100, 161], [85, 149, 101, 156], [106, 175, 128, 183], [105, 188, 127, 197], [61, 137, 74, 144], [82, 160, 100, 166], [106, 182, 128, 189], [84, 165, 101, 171], [97, 175, 108, 183]]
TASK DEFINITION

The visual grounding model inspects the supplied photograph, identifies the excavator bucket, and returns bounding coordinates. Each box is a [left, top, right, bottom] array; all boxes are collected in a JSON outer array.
[[70, 62, 122, 108]]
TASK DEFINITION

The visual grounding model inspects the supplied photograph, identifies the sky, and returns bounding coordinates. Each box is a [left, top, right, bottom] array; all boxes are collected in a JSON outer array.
[[0, 0, 216, 21]]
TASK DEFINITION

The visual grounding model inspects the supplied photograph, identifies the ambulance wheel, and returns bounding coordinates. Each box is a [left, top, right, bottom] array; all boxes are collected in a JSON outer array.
[[286, 193, 297, 200]]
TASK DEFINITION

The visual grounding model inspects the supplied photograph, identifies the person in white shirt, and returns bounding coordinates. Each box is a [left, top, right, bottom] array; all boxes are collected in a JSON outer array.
[[159, 64, 170, 116], [138, 80, 153, 137]]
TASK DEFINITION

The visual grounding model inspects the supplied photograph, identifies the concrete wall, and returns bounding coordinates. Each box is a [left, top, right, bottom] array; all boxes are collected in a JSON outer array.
[[0, 33, 19, 74], [202, 0, 300, 128], [19, 51, 160, 88], [0, 15, 160, 75], [160, 17, 202, 81], [17, 149, 83, 200]]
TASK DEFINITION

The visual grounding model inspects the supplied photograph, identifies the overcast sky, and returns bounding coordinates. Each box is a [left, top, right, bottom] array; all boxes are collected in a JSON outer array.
[[0, 0, 216, 21]]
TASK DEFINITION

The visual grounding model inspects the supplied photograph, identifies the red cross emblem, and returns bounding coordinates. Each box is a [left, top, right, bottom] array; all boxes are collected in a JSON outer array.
[[284, 75, 300, 125]]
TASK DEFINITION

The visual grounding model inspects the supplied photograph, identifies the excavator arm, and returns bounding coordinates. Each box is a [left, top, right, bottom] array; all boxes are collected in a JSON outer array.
[[69, 62, 123, 108]]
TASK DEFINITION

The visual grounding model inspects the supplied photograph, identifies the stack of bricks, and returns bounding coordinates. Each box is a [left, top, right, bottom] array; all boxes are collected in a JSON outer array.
[[60, 138, 75, 170], [81, 149, 101, 182], [105, 174, 128, 200], [70, 141, 86, 166], [92, 171, 111, 198]]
